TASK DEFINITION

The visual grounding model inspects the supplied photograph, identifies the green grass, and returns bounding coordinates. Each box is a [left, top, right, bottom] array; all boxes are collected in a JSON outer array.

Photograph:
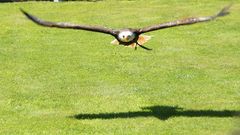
[[0, 0, 240, 134]]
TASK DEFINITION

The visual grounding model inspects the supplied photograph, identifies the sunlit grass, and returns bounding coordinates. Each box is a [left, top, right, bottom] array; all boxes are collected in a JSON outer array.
[[0, 0, 239, 134]]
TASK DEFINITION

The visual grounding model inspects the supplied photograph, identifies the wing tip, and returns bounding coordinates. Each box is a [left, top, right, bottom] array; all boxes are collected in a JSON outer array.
[[216, 4, 233, 17], [20, 8, 40, 22], [19, 8, 24, 13], [20, 8, 42, 25], [19, 8, 29, 17]]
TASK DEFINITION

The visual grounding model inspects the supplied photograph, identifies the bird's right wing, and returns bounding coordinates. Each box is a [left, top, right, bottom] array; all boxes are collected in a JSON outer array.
[[137, 4, 232, 34], [21, 9, 117, 36]]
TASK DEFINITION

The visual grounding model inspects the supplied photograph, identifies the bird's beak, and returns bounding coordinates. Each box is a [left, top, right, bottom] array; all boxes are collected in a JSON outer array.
[[125, 36, 131, 41], [122, 38, 128, 42]]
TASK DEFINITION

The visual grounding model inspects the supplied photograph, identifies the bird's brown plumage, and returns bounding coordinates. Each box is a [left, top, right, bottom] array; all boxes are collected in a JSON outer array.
[[137, 4, 232, 33], [20, 4, 232, 50], [20, 9, 117, 36]]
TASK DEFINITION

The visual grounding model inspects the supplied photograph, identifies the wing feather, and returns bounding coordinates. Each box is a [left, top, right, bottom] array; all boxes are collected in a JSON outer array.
[[20, 9, 117, 36], [138, 5, 232, 34]]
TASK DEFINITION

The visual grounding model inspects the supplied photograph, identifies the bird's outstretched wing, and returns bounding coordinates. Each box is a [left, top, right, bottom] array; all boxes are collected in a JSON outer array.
[[20, 9, 117, 36], [137, 4, 232, 34]]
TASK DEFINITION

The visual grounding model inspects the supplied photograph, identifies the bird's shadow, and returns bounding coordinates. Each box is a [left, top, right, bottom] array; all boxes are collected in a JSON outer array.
[[71, 105, 240, 120]]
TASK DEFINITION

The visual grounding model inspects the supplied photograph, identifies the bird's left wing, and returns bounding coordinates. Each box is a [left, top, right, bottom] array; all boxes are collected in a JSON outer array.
[[20, 9, 117, 36], [137, 5, 232, 34]]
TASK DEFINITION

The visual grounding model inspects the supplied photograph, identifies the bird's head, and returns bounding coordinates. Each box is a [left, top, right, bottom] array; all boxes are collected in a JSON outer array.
[[118, 31, 136, 43]]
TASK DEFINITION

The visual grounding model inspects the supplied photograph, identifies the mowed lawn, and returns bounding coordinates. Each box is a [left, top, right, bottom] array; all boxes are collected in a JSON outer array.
[[0, 0, 240, 134]]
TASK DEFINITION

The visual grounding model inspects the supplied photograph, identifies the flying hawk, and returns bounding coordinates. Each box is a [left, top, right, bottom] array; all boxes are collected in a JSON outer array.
[[20, 5, 231, 50]]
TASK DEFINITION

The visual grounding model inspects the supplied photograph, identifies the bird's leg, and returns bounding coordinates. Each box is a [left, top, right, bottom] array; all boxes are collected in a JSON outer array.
[[135, 44, 138, 50], [136, 42, 152, 51]]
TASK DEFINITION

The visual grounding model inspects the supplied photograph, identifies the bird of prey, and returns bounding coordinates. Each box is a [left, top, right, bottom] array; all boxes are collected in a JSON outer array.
[[20, 5, 231, 50]]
